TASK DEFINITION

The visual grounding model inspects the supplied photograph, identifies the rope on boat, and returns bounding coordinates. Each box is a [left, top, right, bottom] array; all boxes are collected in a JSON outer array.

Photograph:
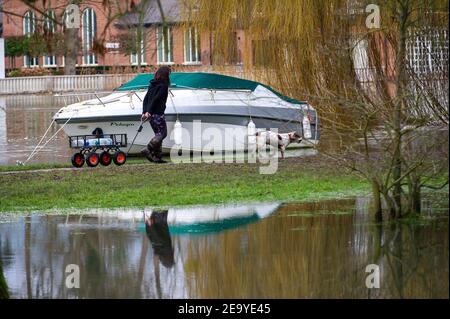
[[168, 89, 179, 120], [22, 118, 56, 164], [127, 91, 143, 110], [19, 110, 78, 166]]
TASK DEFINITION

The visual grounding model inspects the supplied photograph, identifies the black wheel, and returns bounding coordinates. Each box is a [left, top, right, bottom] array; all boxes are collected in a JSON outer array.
[[113, 151, 127, 166], [86, 152, 100, 167], [99, 151, 112, 166], [71, 153, 85, 168]]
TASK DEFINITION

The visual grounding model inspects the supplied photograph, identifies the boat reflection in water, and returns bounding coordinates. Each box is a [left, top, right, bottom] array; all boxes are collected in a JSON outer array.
[[139, 203, 281, 294], [157, 202, 280, 235]]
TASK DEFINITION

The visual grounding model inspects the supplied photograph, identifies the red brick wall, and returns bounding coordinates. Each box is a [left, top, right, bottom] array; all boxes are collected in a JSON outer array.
[[1, 0, 217, 72]]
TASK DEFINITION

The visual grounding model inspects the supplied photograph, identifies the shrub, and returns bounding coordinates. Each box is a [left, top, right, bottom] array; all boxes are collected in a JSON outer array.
[[7, 67, 53, 77]]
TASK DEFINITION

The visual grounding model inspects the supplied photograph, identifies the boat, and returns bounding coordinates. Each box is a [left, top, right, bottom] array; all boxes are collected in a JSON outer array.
[[53, 72, 320, 154]]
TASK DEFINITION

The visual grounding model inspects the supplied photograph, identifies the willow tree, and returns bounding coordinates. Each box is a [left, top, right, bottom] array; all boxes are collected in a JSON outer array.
[[183, 0, 449, 220], [113, 0, 168, 72]]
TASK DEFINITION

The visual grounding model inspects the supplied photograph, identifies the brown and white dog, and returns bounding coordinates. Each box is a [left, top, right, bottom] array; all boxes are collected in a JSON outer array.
[[255, 131, 302, 159]]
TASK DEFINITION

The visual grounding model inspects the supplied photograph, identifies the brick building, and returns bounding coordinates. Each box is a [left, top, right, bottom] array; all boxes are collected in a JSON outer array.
[[0, 0, 246, 73]]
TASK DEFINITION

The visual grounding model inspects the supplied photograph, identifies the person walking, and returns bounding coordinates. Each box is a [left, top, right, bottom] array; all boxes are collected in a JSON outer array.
[[141, 66, 171, 163]]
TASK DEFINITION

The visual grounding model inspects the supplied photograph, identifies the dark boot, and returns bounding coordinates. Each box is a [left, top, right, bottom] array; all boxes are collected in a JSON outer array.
[[147, 141, 155, 152], [141, 147, 151, 157], [152, 146, 167, 163], [142, 147, 160, 163], [142, 138, 160, 162], [144, 138, 166, 163]]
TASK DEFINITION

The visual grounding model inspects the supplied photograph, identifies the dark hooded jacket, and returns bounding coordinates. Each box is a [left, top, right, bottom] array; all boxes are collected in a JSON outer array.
[[142, 79, 169, 115]]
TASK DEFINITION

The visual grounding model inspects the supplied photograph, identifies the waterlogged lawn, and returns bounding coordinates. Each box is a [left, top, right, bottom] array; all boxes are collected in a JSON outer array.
[[0, 156, 369, 212]]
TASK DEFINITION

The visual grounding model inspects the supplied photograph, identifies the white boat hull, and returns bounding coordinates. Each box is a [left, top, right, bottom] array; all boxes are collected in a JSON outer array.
[[61, 119, 318, 154], [54, 84, 320, 154]]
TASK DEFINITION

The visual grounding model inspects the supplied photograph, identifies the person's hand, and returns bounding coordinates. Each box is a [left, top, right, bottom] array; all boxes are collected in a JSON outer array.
[[141, 112, 150, 121]]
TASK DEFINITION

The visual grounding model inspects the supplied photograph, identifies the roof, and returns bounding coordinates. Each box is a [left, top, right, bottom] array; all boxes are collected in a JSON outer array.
[[116, 72, 306, 105], [116, 0, 182, 27]]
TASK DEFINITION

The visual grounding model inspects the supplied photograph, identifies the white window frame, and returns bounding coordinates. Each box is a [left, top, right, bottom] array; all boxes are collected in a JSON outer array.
[[23, 11, 39, 68], [157, 26, 174, 64], [184, 27, 201, 65], [406, 28, 448, 76], [82, 8, 97, 66], [43, 10, 57, 67], [131, 30, 147, 66], [43, 56, 57, 68]]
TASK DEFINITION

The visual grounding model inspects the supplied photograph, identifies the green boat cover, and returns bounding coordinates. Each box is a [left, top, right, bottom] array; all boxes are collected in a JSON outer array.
[[116, 72, 306, 105]]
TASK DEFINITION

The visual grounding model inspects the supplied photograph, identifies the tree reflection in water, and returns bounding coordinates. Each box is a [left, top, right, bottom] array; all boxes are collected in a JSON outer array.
[[0, 258, 9, 299], [0, 199, 448, 298]]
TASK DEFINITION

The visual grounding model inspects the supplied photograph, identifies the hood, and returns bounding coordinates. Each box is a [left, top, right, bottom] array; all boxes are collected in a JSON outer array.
[[150, 78, 169, 87]]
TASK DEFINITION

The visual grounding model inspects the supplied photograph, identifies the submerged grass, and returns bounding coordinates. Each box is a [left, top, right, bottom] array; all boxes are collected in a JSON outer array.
[[0, 156, 369, 212]]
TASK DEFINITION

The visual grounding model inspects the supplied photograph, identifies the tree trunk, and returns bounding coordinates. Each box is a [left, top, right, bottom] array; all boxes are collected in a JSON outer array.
[[392, 130, 402, 218], [371, 180, 383, 222], [392, 1, 412, 219], [136, 0, 151, 72], [409, 176, 421, 215], [136, 26, 142, 72], [383, 191, 396, 219], [64, 28, 79, 75]]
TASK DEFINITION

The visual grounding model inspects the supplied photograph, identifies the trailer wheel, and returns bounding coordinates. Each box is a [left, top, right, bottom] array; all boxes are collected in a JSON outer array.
[[99, 151, 112, 166], [86, 152, 100, 167], [113, 151, 127, 166], [71, 153, 85, 168]]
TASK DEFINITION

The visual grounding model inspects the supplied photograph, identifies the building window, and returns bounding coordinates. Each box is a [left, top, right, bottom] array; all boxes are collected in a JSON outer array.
[[184, 27, 201, 64], [23, 11, 36, 34], [44, 56, 57, 67], [406, 28, 449, 113], [131, 30, 146, 65], [43, 10, 57, 67], [406, 28, 449, 75], [82, 8, 97, 65], [157, 26, 173, 64], [44, 10, 56, 33], [23, 11, 39, 67]]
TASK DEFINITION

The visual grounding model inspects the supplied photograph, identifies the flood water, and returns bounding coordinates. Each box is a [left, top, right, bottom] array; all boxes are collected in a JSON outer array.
[[0, 199, 448, 299], [0, 95, 81, 165]]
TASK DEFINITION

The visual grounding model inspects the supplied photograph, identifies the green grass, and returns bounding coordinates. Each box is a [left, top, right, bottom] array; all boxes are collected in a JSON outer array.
[[0, 156, 369, 212], [0, 156, 149, 172], [0, 162, 71, 172]]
